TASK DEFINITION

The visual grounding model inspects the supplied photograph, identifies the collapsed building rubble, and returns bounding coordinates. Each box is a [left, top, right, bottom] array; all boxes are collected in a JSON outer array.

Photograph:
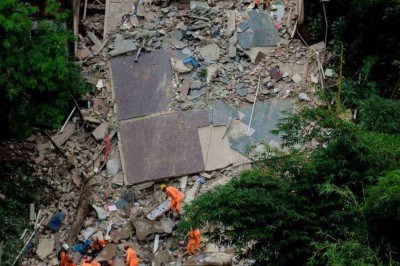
[[15, 0, 338, 265]]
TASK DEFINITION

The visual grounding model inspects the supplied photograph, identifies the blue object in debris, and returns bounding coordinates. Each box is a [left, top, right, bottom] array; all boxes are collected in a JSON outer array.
[[72, 240, 92, 254], [183, 57, 200, 68], [47, 211, 65, 232]]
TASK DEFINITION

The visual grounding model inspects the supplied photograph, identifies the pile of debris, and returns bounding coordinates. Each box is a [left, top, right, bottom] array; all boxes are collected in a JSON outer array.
[[17, 0, 336, 265], [75, 0, 329, 112]]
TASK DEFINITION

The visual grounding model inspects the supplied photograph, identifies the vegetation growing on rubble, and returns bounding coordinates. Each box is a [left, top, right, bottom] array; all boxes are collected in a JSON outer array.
[[180, 1, 400, 265], [305, 0, 400, 95], [0, 0, 88, 138], [0, 162, 45, 265]]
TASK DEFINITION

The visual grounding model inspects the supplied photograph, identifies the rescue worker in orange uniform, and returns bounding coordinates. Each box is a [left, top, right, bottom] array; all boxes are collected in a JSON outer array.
[[81, 256, 101, 266], [65, 256, 76, 266], [124, 244, 139, 266], [59, 243, 70, 266], [160, 184, 184, 214], [253, 0, 270, 10], [88, 235, 107, 256], [187, 228, 202, 255]]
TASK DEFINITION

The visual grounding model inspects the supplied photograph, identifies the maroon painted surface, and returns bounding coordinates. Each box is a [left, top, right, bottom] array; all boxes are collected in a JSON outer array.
[[112, 49, 175, 121], [119, 110, 209, 185]]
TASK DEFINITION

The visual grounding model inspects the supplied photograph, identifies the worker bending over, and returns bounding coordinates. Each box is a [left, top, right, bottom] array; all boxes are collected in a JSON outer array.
[[81, 256, 100, 266], [87, 235, 107, 257], [59, 244, 70, 266], [65, 256, 76, 266], [124, 244, 139, 266], [187, 228, 202, 255], [161, 184, 184, 214]]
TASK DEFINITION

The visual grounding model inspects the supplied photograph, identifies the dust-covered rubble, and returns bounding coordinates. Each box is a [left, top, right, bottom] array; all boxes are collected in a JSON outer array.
[[17, 0, 336, 265]]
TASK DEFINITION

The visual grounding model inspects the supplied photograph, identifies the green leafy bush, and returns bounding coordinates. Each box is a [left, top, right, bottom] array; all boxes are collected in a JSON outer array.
[[0, 0, 88, 138], [358, 96, 400, 134]]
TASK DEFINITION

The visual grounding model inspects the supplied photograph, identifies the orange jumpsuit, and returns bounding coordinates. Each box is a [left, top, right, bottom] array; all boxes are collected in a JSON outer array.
[[59, 250, 68, 266], [126, 247, 139, 266], [165, 186, 184, 213], [65, 260, 76, 266], [81, 259, 100, 266], [90, 239, 106, 253], [81, 260, 92, 266], [187, 229, 201, 255], [254, 0, 269, 8]]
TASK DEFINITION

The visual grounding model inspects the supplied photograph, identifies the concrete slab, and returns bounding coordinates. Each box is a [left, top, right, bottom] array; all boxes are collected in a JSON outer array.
[[132, 218, 175, 241], [225, 10, 236, 37], [198, 126, 233, 171], [104, 0, 136, 37], [208, 100, 238, 126], [244, 47, 274, 64], [199, 43, 221, 61], [228, 99, 293, 154], [109, 34, 137, 57], [119, 110, 209, 185], [94, 244, 117, 262], [237, 10, 279, 49], [112, 50, 175, 120], [147, 199, 171, 221], [183, 252, 234, 265]]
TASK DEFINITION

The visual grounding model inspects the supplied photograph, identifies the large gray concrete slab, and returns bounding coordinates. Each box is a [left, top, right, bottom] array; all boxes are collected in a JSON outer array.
[[228, 99, 293, 154], [237, 10, 279, 49], [112, 49, 175, 121], [119, 110, 210, 185], [208, 100, 239, 126]]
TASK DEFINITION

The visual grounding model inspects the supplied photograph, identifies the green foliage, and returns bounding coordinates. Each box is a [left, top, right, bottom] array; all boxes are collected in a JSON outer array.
[[305, 0, 400, 96], [358, 96, 400, 134], [340, 79, 378, 108], [180, 99, 400, 264], [364, 170, 400, 260], [0, 162, 45, 264], [307, 14, 324, 41], [179, 0, 400, 264], [180, 168, 313, 264], [310, 240, 382, 266], [0, 0, 88, 138]]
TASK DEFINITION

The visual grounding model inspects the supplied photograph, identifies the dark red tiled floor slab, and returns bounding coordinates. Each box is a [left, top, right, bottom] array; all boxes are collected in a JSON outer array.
[[111, 49, 175, 121], [119, 110, 209, 185]]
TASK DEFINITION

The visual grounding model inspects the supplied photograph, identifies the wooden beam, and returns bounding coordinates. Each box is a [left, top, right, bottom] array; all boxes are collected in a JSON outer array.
[[73, 0, 81, 55], [83, 0, 88, 20], [66, 180, 92, 245], [103, 0, 110, 39]]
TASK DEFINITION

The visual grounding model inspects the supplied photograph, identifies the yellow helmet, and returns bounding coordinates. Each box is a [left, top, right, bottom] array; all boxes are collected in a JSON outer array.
[[160, 184, 167, 190]]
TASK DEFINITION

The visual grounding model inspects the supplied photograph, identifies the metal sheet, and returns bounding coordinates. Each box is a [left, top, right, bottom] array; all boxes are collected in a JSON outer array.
[[119, 110, 209, 185], [111, 49, 175, 120]]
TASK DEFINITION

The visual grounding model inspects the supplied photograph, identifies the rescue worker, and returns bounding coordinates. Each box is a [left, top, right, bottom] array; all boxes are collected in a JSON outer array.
[[124, 244, 139, 266], [58, 243, 70, 266], [160, 184, 184, 214], [253, 0, 270, 10], [88, 236, 107, 257], [81, 256, 101, 266], [81, 256, 91, 266], [187, 228, 202, 255], [65, 255, 76, 266]]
